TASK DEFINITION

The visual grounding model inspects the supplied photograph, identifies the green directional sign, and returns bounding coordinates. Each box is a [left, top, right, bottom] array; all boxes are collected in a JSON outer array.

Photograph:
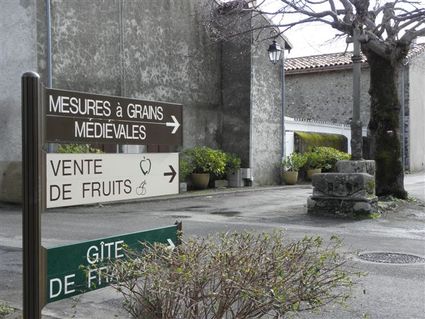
[[45, 224, 179, 304]]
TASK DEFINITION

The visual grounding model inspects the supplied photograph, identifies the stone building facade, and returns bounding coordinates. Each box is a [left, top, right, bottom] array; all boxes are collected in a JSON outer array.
[[285, 45, 425, 172], [0, 0, 292, 189]]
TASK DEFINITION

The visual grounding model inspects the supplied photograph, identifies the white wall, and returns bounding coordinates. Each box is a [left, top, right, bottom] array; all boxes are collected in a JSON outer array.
[[285, 117, 367, 157], [408, 53, 425, 172]]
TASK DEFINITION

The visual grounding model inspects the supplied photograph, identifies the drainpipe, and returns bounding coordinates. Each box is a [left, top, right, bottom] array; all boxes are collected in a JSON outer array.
[[46, 0, 53, 153], [249, 30, 254, 172], [280, 50, 286, 160], [118, 0, 126, 154], [46, 0, 52, 88]]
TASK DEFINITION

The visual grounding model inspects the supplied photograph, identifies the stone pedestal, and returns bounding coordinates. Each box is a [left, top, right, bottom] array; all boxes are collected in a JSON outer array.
[[336, 160, 375, 176], [307, 169, 378, 218]]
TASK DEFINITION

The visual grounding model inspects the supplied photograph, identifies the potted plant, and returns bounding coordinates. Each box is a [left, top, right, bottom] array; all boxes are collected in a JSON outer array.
[[225, 153, 242, 188], [281, 152, 306, 185], [184, 147, 226, 189], [304, 151, 323, 180]]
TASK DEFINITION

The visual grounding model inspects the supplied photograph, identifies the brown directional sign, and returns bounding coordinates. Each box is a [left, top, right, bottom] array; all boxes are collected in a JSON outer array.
[[45, 88, 182, 145]]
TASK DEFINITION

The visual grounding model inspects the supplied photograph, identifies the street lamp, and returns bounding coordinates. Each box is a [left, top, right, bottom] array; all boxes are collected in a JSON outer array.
[[267, 40, 286, 160], [267, 40, 282, 64]]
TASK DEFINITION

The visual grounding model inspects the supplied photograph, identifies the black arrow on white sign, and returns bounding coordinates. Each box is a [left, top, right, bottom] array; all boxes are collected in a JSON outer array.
[[164, 165, 177, 183]]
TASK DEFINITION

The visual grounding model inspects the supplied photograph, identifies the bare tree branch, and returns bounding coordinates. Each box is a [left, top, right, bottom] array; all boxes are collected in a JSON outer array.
[[399, 26, 425, 44], [205, 0, 424, 61]]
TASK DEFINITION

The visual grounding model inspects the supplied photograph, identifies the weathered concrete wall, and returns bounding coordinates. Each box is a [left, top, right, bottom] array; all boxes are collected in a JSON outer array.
[[220, 13, 252, 167], [40, 0, 222, 149], [250, 27, 283, 185], [408, 53, 425, 172], [1, 0, 285, 187], [0, 0, 38, 161], [48, 0, 122, 95], [285, 69, 370, 125], [123, 0, 222, 149]]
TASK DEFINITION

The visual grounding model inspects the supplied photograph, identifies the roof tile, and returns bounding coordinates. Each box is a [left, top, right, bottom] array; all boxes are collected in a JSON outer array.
[[285, 43, 425, 73]]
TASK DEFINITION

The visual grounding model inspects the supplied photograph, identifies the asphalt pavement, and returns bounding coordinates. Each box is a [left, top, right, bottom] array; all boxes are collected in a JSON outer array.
[[0, 172, 424, 318]]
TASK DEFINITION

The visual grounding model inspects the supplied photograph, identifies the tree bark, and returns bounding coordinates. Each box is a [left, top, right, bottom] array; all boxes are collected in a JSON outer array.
[[366, 51, 407, 199]]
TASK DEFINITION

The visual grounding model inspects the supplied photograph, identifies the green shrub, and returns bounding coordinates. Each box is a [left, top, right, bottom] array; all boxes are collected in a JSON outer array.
[[0, 302, 14, 317], [109, 231, 357, 319], [225, 152, 241, 171], [282, 152, 307, 171], [311, 146, 351, 172], [182, 146, 227, 176], [57, 144, 102, 154], [179, 156, 193, 182], [304, 151, 323, 170]]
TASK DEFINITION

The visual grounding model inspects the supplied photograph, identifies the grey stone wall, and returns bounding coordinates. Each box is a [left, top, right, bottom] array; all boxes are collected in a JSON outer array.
[[0, 0, 285, 186], [285, 68, 370, 126], [220, 13, 252, 167], [218, 12, 284, 185], [0, 0, 38, 161], [220, 13, 283, 186], [250, 23, 283, 185], [38, 0, 222, 149]]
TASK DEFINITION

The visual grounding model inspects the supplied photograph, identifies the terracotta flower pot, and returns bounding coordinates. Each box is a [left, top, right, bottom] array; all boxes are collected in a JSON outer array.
[[282, 171, 298, 185], [307, 168, 322, 180], [191, 173, 210, 189]]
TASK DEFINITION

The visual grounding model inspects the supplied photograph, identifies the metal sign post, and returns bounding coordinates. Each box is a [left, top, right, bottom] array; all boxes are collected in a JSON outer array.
[[21, 72, 183, 316], [22, 72, 45, 318]]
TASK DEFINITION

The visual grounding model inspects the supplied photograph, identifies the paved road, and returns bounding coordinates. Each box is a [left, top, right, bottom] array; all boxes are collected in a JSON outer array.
[[0, 173, 424, 318], [404, 171, 425, 201]]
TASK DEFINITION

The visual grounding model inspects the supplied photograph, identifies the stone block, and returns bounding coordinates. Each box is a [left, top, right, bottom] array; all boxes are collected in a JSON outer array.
[[228, 169, 243, 188], [0, 161, 22, 204], [312, 173, 375, 198], [336, 160, 375, 177], [179, 182, 187, 193], [307, 196, 378, 218], [214, 179, 229, 188]]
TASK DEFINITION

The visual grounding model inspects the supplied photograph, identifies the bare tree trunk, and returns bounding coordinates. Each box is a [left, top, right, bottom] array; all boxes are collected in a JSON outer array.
[[367, 52, 407, 199]]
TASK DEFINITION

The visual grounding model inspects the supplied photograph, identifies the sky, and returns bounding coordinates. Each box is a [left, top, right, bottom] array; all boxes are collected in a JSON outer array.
[[284, 22, 349, 58], [261, 0, 425, 58]]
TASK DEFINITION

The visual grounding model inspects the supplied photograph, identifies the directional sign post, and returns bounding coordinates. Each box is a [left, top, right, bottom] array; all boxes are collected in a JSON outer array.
[[21, 73, 184, 317], [45, 224, 180, 304], [22, 72, 45, 319], [46, 153, 179, 208], [45, 88, 183, 145]]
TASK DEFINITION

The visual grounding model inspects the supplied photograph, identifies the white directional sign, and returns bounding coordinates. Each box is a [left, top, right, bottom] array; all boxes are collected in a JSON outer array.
[[46, 153, 178, 208]]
